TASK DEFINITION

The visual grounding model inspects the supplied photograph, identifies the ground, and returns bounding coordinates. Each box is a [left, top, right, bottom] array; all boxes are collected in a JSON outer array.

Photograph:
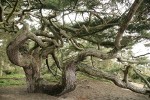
[[0, 79, 149, 100]]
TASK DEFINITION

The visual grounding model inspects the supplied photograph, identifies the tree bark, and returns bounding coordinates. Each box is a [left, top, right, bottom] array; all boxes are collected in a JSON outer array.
[[23, 63, 41, 92], [6, 25, 42, 93], [42, 61, 77, 95], [60, 61, 76, 95]]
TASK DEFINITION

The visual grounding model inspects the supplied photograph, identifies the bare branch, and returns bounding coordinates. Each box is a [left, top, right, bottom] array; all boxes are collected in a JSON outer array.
[[78, 63, 150, 95], [51, 51, 61, 70], [27, 32, 47, 48], [117, 57, 149, 64], [70, 39, 84, 51], [132, 53, 150, 58], [6, 0, 19, 23], [115, 0, 143, 49]]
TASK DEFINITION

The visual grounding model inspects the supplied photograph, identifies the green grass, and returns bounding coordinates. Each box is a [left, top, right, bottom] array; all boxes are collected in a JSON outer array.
[[0, 74, 25, 78], [0, 74, 26, 87], [0, 73, 61, 87], [0, 79, 25, 86]]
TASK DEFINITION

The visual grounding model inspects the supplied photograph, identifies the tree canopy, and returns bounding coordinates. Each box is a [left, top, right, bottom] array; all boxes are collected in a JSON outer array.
[[0, 0, 150, 96]]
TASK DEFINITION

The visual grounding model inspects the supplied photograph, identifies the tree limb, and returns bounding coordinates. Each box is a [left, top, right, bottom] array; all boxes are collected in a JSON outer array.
[[51, 51, 61, 70], [115, 0, 143, 49], [6, 0, 19, 23], [78, 63, 150, 95]]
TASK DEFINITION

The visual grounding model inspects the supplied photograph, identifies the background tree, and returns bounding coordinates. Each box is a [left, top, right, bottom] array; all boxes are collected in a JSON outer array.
[[0, 0, 150, 96]]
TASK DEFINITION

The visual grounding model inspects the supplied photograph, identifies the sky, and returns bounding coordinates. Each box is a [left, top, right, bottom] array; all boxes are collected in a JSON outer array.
[[132, 42, 150, 58]]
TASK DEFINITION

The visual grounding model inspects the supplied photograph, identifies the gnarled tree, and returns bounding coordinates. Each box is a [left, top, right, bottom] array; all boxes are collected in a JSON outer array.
[[0, 0, 150, 96]]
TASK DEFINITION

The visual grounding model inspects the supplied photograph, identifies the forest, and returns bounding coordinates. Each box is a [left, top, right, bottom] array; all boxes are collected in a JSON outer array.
[[0, 0, 150, 100]]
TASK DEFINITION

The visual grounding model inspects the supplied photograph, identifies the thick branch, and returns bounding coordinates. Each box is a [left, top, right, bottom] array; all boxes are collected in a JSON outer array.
[[78, 63, 150, 95], [117, 57, 149, 65], [40, 46, 55, 58], [6, 25, 30, 67], [115, 0, 143, 49], [76, 49, 117, 63], [28, 32, 47, 48], [6, 23, 47, 67]]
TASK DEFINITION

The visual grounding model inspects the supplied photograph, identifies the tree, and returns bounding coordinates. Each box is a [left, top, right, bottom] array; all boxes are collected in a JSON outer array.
[[0, 0, 150, 96]]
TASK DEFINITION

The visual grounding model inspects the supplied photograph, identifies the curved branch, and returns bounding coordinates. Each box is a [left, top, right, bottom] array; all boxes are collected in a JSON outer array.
[[46, 57, 58, 78], [6, 0, 19, 22], [40, 46, 55, 58], [78, 63, 150, 95], [76, 49, 118, 63], [6, 24, 30, 67], [70, 39, 84, 51], [51, 51, 61, 70], [6, 23, 47, 67]]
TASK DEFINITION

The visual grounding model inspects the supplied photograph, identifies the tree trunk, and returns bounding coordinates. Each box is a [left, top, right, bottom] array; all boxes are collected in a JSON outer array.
[[23, 48, 42, 92], [23, 65, 40, 92], [60, 61, 76, 95], [42, 61, 77, 95], [6, 26, 42, 93]]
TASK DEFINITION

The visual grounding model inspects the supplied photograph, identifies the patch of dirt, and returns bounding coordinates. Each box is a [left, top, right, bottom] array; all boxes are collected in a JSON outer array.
[[0, 80, 149, 100]]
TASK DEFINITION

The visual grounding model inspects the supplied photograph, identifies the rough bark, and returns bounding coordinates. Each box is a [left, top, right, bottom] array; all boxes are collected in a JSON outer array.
[[55, 49, 117, 95], [6, 25, 42, 92], [42, 60, 77, 95], [60, 61, 76, 95]]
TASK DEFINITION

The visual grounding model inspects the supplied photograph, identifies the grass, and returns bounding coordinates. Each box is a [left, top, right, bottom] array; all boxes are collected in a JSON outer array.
[[0, 74, 26, 87], [1, 70, 144, 87], [0, 73, 61, 87], [0, 79, 25, 86]]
